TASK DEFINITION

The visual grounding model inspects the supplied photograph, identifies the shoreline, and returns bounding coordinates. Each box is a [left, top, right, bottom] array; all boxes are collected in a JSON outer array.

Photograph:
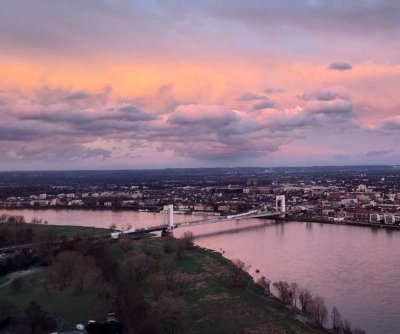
[[3, 206, 399, 231], [0, 206, 220, 216], [264, 216, 400, 231], [0, 206, 161, 212]]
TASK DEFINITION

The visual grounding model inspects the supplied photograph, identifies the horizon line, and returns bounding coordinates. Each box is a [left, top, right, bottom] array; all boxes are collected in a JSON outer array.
[[0, 164, 398, 173]]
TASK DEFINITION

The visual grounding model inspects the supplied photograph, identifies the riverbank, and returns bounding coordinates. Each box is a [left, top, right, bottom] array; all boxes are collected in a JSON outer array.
[[269, 215, 400, 230], [0, 206, 220, 216], [0, 236, 330, 333], [107, 237, 332, 333]]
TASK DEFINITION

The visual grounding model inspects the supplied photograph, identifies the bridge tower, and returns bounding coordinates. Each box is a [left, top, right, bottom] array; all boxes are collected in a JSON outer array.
[[161, 204, 174, 237], [276, 195, 286, 215]]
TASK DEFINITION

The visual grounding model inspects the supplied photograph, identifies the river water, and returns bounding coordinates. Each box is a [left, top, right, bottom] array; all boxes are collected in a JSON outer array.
[[1, 208, 399, 334]]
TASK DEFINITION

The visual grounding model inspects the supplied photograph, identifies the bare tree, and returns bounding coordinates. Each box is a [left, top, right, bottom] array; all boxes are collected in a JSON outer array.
[[49, 250, 101, 292], [309, 295, 328, 327], [154, 295, 186, 334], [175, 238, 190, 260], [74, 257, 102, 293], [160, 260, 177, 282], [256, 276, 271, 293], [273, 281, 293, 304], [228, 259, 249, 287], [299, 287, 313, 315], [163, 237, 176, 253], [30, 217, 43, 225], [290, 282, 299, 307], [331, 306, 343, 332], [180, 231, 194, 249], [49, 251, 78, 289], [151, 273, 168, 301], [170, 272, 190, 296], [142, 241, 162, 261], [122, 252, 153, 281], [116, 283, 159, 334], [342, 319, 353, 334]]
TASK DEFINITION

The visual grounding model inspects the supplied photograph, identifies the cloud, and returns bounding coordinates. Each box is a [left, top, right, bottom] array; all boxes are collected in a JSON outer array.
[[168, 105, 238, 127], [0, 88, 160, 163], [267, 113, 319, 132], [0, 1, 399, 168], [157, 104, 288, 161], [299, 90, 347, 101], [0, 123, 45, 141], [307, 100, 354, 116], [264, 88, 286, 94], [0, 84, 370, 166], [328, 62, 353, 71], [365, 149, 394, 157], [117, 105, 156, 122], [236, 92, 266, 101], [202, 1, 400, 37], [333, 154, 351, 161], [379, 116, 400, 131], [65, 90, 90, 100], [2, 0, 398, 65], [251, 99, 276, 111]]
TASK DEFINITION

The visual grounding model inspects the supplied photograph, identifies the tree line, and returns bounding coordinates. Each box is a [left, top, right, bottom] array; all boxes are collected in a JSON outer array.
[[227, 258, 366, 334], [0, 214, 50, 248]]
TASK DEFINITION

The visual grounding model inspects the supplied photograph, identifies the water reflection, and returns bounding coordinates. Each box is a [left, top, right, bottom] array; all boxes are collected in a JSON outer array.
[[194, 222, 274, 240]]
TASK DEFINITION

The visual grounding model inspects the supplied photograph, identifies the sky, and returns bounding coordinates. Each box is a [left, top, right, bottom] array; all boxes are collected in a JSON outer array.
[[0, 0, 400, 170]]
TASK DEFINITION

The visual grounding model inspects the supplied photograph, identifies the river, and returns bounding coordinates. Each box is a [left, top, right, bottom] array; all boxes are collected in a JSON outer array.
[[1, 208, 399, 334]]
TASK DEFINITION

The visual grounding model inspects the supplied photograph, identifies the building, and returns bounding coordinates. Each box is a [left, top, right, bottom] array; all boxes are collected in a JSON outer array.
[[384, 214, 396, 225], [369, 213, 382, 224], [276, 195, 286, 213]]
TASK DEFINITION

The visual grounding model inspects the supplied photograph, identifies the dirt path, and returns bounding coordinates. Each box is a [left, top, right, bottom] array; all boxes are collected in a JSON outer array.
[[0, 267, 43, 288]]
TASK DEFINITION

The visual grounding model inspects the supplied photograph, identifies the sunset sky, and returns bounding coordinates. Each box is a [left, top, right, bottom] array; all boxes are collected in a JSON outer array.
[[1, 0, 400, 170]]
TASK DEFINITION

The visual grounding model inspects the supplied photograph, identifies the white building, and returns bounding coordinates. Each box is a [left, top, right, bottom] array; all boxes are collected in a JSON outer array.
[[357, 184, 367, 192], [50, 198, 59, 206], [276, 195, 286, 214], [384, 214, 396, 225], [369, 213, 382, 223]]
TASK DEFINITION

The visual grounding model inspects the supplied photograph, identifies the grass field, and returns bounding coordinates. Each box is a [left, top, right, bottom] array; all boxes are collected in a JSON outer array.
[[0, 269, 104, 331], [1, 237, 330, 333], [0, 275, 8, 285], [121, 238, 329, 334]]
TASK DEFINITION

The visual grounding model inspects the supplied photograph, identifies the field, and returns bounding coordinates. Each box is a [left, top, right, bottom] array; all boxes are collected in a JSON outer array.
[[0, 268, 101, 331], [117, 238, 329, 334], [0, 236, 329, 333]]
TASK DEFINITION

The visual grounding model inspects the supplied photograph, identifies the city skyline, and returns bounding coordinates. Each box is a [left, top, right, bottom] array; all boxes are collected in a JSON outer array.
[[1, 0, 400, 170]]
